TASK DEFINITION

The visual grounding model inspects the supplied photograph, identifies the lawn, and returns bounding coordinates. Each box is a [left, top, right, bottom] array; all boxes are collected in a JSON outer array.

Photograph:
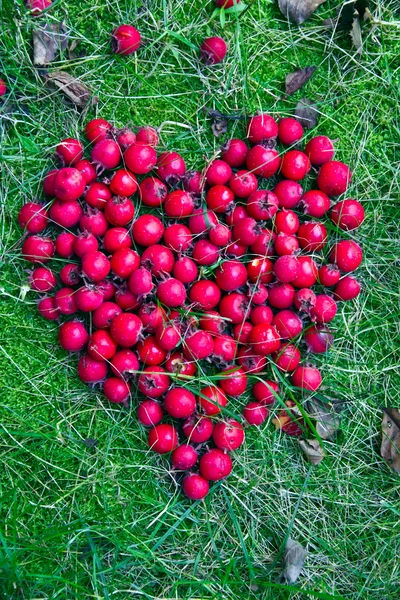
[[0, 0, 399, 598]]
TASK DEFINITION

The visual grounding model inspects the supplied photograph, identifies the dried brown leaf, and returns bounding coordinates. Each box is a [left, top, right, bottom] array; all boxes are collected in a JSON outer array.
[[204, 108, 229, 138], [308, 398, 340, 440], [33, 22, 68, 66], [351, 17, 363, 53], [294, 98, 319, 129], [381, 408, 400, 473], [44, 71, 93, 108], [278, 0, 326, 24], [280, 538, 307, 584], [299, 438, 325, 465], [285, 66, 316, 96]]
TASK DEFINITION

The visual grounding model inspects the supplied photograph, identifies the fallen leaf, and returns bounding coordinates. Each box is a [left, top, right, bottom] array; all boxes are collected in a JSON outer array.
[[294, 98, 319, 128], [44, 71, 93, 107], [285, 66, 316, 95], [308, 398, 340, 440], [350, 17, 363, 53], [204, 108, 229, 138], [299, 438, 325, 464], [280, 538, 307, 583], [82, 437, 98, 448], [278, 0, 326, 24], [381, 408, 400, 473], [33, 22, 68, 66]]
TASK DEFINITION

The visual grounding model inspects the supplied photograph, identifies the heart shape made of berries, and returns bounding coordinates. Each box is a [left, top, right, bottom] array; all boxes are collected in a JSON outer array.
[[18, 114, 364, 501]]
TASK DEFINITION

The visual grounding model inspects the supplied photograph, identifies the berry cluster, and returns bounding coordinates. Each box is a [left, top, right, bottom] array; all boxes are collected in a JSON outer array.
[[18, 113, 364, 500]]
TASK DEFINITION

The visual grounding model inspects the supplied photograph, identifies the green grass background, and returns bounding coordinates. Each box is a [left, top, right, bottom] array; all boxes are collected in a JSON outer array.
[[1, 0, 399, 598]]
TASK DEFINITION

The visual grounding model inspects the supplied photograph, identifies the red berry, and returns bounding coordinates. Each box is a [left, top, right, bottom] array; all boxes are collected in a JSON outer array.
[[272, 310, 303, 339], [38, 296, 59, 320], [54, 167, 85, 201], [182, 416, 213, 443], [249, 323, 280, 355], [219, 292, 249, 324], [103, 378, 131, 403], [109, 169, 138, 196], [273, 180, 303, 209], [291, 365, 322, 392], [310, 294, 337, 323], [253, 380, 279, 405], [138, 400, 164, 427], [246, 146, 281, 178], [268, 283, 295, 309], [85, 118, 112, 143], [88, 330, 117, 361], [157, 278, 186, 307], [29, 266, 57, 292], [247, 189, 279, 221], [164, 190, 195, 218], [182, 474, 209, 500], [22, 235, 55, 264], [58, 320, 89, 352], [305, 135, 335, 165], [139, 177, 167, 207], [198, 385, 227, 416], [250, 305, 273, 325], [247, 113, 278, 144], [318, 264, 341, 287], [110, 312, 142, 347], [116, 128, 136, 149], [200, 36, 227, 64], [297, 221, 327, 252], [221, 138, 248, 167], [137, 335, 167, 366], [164, 388, 196, 419], [141, 245, 175, 276], [163, 223, 192, 252], [317, 161, 352, 196], [278, 118, 303, 146], [136, 127, 159, 147], [93, 302, 122, 329], [85, 182, 112, 210], [173, 256, 198, 284], [330, 199, 365, 231], [54, 287, 77, 315], [171, 445, 198, 470], [91, 139, 121, 171], [110, 349, 139, 379], [148, 424, 178, 454], [229, 170, 258, 198], [132, 214, 164, 246], [56, 138, 83, 166], [157, 151, 186, 185], [199, 448, 232, 481], [218, 367, 247, 396], [247, 258, 274, 284], [75, 285, 104, 312], [291, 256, 318, 288], [243, 402, 268, 425], [293, 288, 317, 312], [274, 233, 299, 256], [18, 202, 48, 234], [305, 324, 333, 353], [272, 343, 301, 372], [77, 354, 108, 383], [111, 24, 141, 55], [206, 185, 234, 213], [213, 420, 244, 451], [333, 276, 361, 301], [124, 142, 157, 175], [215, 260, 248, 292], [329, 240, 363, 272], [138, 366, 170, 398], [301, 189, 330, 218], [189, 280, 221, 310]]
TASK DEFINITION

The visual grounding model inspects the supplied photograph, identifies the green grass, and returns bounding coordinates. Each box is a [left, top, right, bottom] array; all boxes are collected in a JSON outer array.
[[1, 0, 400, 598]]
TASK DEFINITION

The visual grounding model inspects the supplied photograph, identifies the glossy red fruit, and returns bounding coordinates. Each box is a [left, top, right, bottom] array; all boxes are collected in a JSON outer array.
[[164, 388, 196, 419], [247, 113, 278, 144], [38, 296, 60, 320], [199, 448, 232, 481], [272, 343, 301, 372], [56, 138, 83, 166], [116, 128, 136, 149], [247, 190, 279, 220], [268, 283, 295, 309], [27, 0, 52, 15], [280, 150, 311, 180], [75, 160, 97, 184], [243, 402, 268, 425], [251, 228, 276, 256], [55, 232, 75, 258], [192, 240, 220, 266], [330, 199, 365, 231], [85, 182, 112, 210], [318, 264, 341, 287], [219, 293, 249, 324], [213, 335, 237, 364], [291, 256, 318, 288], [138, 302, 166, 332], [221, 138, 248, 167], [248, 283, 268, 305], [333, 276, 361, 301], [189, 280, 221, 310], [91, 139, 121, 170], [278, 118, 303, 146], [188, 208, 218, 234], [213, 420, 244, 451], [205, 160, 232, 186], [184, 330, 214, 360], [85, 118, 112, 143], [88, 330, 117, 361], [148, 424, 178, 454], [22, 236, 55, 264], [155, 319, 181, 351], [164, 190, 195, 218], [273, 401, 304, 436], [29, 266, 57, 292], [233, 217, 259, 246], [218, 367, 247, 396], [128, 266, 154, 296], [80, 209, 109, 236], [81, 251, 110, 282], [110, 312, 142, 347], [206, 185, 234, 213], [209, 222, 231, 247], [73, 232, 98, 258], [183, 171, 203, 195], [138, 366, 170, 398], [329, 240, 363, 272], [199, 311, 225, 335], [297, 221, 327, 251], [293, 288, 317, 312], [137, 400, 164, 427], [59, 264, 81, 288], [103, 227, 131, 254], [247, 258, 274, 284], [182, 416, 213, 442], [18, 202, 48, 234], [301, 189, 331, 218], [137, 336, 166, 366], [136, 126, 159, 147], [291, 365, 322, 392], [98, 279, 116, 302], [305, 135, 335, 165], [93, 302, 122, 329], [163, 223, 192, 252], [109, 169, 138, 197], [225, 205, 249, 227], [124, 142, 157, 175], [49, 199, 82, 228], [141, 246, 175, 278], [171, 445, 198, 470], [103, 378, 131, 403], [274, 209, 299, 235], [133, 214, 164, 247], [274, 233, 299, 256], [74, 285, 104, 312], [273, 180, 303, 209], [272, 310, 303, 339], [215, 260, 247, 292], [250, 305, 273, 325], [110, 248, 139, 279], [200, 36, 227, 64], [317, 161, 352, 196], [54, 167, 85, 201], [198, 385, 227, 416], [229, 170, 258, 198], [104, 197, 135, 227], [182, 474, 209, 500], [157, 151, 186, 185], [43, 169, 58, 196], [237, 346, 267, 373], [58, 321, 89, 352], [157, 278, 186, 307], [249, 323, 280, 355], [139, 177, 167, 207], [310, 294, 337, 323], [274, 255, 300, 283], [226, 241, 247, 258], [173, 256, 198, 284], [111, 24, 141, 55], [246, 146, 281, 178], [305, 324, 333, 353], [110, 349, 139, 379], [77, 354, 108, 383], [253, 380, 279, 405]]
